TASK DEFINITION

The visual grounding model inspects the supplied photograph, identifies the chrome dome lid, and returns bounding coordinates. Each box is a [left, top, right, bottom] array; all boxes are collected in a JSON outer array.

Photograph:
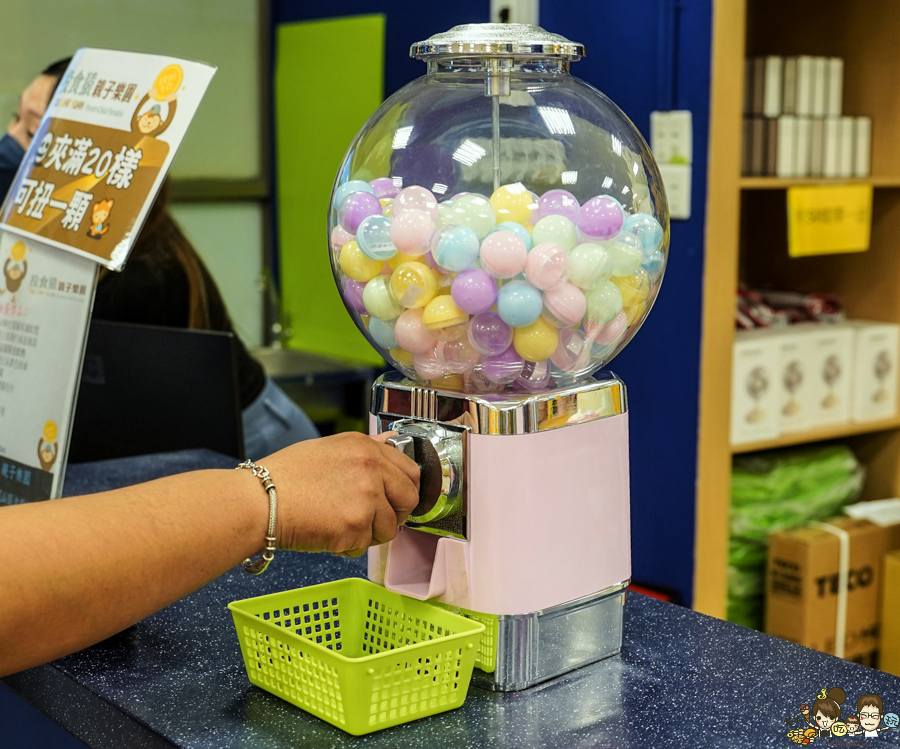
[[411, 23, 584, 61]]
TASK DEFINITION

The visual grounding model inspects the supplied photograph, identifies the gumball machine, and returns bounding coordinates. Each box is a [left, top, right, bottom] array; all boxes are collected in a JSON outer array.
[[328, 23, 669, 691]]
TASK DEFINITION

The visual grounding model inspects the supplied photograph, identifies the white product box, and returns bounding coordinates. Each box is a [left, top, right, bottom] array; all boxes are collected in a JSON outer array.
[[732, 330, 782, 445], [806, 325, 855, 427], [772, 328, 816, 433], [854, 116, 872, 178], [776, 116, 798, 178], [848, 321, 900, 422]]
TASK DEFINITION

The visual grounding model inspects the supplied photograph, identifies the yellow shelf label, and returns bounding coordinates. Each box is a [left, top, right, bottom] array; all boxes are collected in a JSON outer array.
[[787, 184, 873, 257]]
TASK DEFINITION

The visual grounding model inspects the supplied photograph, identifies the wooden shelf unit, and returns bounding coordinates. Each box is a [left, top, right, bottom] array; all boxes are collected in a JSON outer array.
[[696, 0, 900, 617]]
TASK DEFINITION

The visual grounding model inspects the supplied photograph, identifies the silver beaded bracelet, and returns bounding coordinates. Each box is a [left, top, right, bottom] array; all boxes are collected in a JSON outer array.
[[236, 460, 277, 575]]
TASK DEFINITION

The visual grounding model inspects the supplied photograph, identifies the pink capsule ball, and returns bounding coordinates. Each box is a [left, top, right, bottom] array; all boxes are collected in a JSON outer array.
[[479, 231, 527, 279], [413, 348, 445, 380], [393, 186, 438, 219], [534, 189, 580, 223], [586, 310, 628, 345], [390, 209, 434, 255], [331, 225, 355, 252], [394, 308, 437, 354], [338, 191, 382, 234], [525, 242, 568, 290], [577, 196, 624, 240], [542, 283, 587, 328], [551, 328, 592, 371], [369, 177, 399, 199]]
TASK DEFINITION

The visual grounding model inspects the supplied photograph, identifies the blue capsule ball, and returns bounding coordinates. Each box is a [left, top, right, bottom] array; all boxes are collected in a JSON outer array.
[[494, 221, 533, 251], [333, 180, 377, 208], [433, 225, 480, 271], [497, 280, 543, 328], [622, 213, 664, 252], [368, 316, 398, 349], [357, 215, 397, 260], [642, 249, 665, 280]]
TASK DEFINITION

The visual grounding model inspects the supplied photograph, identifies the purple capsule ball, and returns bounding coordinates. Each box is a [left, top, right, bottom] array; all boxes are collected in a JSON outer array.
[[343, 279, 367, 313], [534, 189, 580, 223], [480, 346, 525, 384], [339, 191, 382, 234], [577, 196, 624, 240], [452, 269, 498, 315], [370, 177, 399, 199]]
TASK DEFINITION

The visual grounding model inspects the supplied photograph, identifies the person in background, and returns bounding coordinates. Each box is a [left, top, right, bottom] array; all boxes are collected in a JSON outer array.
[[2, 58, 318, 460]]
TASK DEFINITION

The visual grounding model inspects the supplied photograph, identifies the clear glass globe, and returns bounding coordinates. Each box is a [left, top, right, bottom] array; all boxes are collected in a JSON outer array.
[[328, 25, 669, 393]]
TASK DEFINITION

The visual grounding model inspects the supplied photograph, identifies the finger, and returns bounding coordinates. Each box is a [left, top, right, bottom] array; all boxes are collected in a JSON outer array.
[[370, 430, 397, 444], [380, 460, 419, 524], [377, 440, 421, 488], [371, 499, 400, 545]]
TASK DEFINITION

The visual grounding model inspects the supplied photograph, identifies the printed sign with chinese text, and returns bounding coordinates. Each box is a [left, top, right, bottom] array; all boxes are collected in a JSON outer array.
[[0, 49, 215, 269], [787, 184, 873, 258]]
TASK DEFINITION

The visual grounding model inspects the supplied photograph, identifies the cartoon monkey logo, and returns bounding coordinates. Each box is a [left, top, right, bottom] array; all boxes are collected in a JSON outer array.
[[131, 64, 182, 137], [38, 420, 58, 472], [86, 199, 114, 240], [1, 241, 28, 302]]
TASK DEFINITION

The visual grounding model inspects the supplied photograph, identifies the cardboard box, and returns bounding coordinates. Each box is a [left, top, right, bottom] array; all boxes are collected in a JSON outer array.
[[732, 330, 781, 445], [806, 325, 855, 427], [880, 549, 900, 676], [848, 321, 900, 423], [766, 516, 900, 665]]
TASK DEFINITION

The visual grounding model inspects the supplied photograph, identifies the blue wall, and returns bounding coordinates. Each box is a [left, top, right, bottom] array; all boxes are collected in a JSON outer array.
[[272, 0, 712, 605]]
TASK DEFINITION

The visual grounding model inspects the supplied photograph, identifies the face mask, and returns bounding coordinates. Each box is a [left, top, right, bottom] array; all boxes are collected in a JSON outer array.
[[0, 134, 26, 204]]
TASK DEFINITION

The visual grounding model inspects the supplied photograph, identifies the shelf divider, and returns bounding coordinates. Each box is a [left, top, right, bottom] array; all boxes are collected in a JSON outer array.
[[731, 417, 900, 454]]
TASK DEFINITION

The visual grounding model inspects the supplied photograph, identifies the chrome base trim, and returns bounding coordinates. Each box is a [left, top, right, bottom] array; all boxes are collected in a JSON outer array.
[[372, 371, 627, 435], [472, 582, 628, 692]]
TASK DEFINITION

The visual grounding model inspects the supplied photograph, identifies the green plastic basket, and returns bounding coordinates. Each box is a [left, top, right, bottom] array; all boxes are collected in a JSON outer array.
[[228, 578, 484, 736]]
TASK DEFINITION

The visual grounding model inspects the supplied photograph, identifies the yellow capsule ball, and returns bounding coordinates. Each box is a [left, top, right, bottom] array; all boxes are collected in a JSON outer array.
[[387, 251, 418, 270], [430, 373, 465, 391], [379, 197, 394, 217], [625, 301, 647, 326], [513, 317, 559, 363], [339, 240, 382, 283], [490, 183, 534, 226], [422, 296, 468, 332], [391, 262, 437, 308], [611, 268, 651, 308], [390, 347, 414, 366]]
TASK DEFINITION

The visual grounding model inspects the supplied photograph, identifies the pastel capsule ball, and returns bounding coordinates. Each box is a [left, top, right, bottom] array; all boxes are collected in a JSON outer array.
[[390, 346, 414, 366], [534, 189, 580, 223], [532, 215, 578, 252], [445, 193, 496, 239], [642, 249, 665, 280], [525, 242, 568, 290], [356, 215, 397, 261], [394, 308, 437, 354], [494, 221, 533, 251], [513, 317, 560, 363], [339, 240, 382, 282], [567, 243, 611, 289], [330, 225, 354, 252], [422, 295, 468, 332], [496, 280, 543, 328], [387, 251, 418, 271], [380, 198, 394, 217], [342, 278, 367, 313], [338, 191, 382, 234], [490, 183, 534, 225], [577, 196, 624, 241], [515, 359, 552, 391], [468, 312, 513, 356], [603, 236, 644, 277], [479, 230, 528, 279], [363, 276, 403, 320], [390, 209, 434, 255], [333, 179, 376, 207], [550, 328, 592, 371], [585, 281, 624, 325], [413, 349, 446, 380], [435, 337, 480, 374], [451, 268, 497, 315], [625, 300, 648, 326], [479, 347, 525, 384], [369, 177, 399, 199], [611, 268, 651, 307], [623, 213, 664, 252], [432, 225, 480, 271], [368, 316, 398, 349], [393, 185, 439, 219], [542, 282, 587, 328], [391, 262, 437, 308], [586, 310, 627, 345]]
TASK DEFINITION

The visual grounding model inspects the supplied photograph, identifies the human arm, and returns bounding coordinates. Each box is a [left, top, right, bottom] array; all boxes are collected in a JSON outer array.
[[153, 97, 177, 136], [0, 431, 419, 677], [131, 93, 151, 132]]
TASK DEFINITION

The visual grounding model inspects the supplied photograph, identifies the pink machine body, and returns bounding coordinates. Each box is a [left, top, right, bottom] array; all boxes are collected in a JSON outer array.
[[368, 372, 631, 690]]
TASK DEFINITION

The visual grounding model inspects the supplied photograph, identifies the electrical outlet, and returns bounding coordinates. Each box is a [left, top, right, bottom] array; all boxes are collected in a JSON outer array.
[[490, 0, 539, 25], [650, 110, 692, 165], [658, 163, 691, 220]]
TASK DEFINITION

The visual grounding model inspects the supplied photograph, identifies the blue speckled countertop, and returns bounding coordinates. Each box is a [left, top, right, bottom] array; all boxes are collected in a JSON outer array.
[[5, 450, 900, 748]]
